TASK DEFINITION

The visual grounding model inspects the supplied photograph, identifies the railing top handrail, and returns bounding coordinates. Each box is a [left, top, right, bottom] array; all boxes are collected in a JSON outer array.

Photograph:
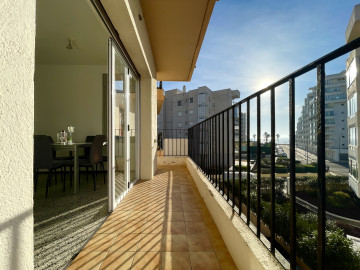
[[189, 36, 360, 129]]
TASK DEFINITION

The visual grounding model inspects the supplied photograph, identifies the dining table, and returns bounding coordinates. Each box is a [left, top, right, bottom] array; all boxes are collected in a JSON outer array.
[[51, 142, 92, 194]]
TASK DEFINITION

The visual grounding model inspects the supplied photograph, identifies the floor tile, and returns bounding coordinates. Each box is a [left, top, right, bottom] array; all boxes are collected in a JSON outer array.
[[99, 251, 135, 269], [162, 234, 188, 252], [142, 221, 166, 234], [110, 233, 141, 252], [184, 211, 203, 222], [96, 220, 125, 234], [132, 251, 162, 270], [187, 234, 214, 252], [120, 220, 145, 234], [127, 210, 149, 221], [83, 233, 117, 252], [67, 251, 107, 270], [185, 221, 207, 235], [189, 252, 221, 270], [161, 252, 191, 270], [137, 234, 164, 251], [165, 222, 186, 235]]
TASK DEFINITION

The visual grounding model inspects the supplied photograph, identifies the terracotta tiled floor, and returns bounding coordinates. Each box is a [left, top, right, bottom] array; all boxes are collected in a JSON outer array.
[[68, 166, 237, 270]]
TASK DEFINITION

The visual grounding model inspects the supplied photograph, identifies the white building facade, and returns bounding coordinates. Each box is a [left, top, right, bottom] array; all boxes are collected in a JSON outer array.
[[296, 71, 348, 163]]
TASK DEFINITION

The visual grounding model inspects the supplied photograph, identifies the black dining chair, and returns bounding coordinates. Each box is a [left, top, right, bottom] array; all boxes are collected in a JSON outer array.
[[47, 136, 73, 185], [79, 135, 95, 183], [78, 135, 106, 191], [34, 135, 73, 198]]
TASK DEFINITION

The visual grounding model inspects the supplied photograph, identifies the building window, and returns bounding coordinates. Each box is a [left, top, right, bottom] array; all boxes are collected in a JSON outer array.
[[347, 58, 357, 88], [325, 94, 346, 100], [325, 103, 333, 109], [198, 93, 205, 104], [178, 111, 182, 116], [188, 109, 193, 115], [325, 119, 335, 124], [348, 92, 357, 118], [178, 101, 182, 106], [198, 105, 206, 116], [325, 111, 334, 116], [349, 158, 358, 179], [189, 121, 194, 126], [189, 97, 193, 103], [349, 126, 358, 146], [177, 123, 182, 128]]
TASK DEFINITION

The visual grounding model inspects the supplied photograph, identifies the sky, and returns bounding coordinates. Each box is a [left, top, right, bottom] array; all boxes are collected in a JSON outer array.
[[164, 0, 359, 142]]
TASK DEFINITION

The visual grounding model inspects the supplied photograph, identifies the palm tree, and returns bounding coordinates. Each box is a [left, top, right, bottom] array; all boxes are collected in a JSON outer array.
[[253, 134, 256, 142], [276, 134, 280, 144], [264, 132, 270, 143]]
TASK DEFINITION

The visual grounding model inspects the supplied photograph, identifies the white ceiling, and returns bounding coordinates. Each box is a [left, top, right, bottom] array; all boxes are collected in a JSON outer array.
[[36, 0, 110, 65]]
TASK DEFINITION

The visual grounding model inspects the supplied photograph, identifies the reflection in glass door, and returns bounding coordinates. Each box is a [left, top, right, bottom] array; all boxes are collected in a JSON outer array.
[[108, 39, 138, 210]]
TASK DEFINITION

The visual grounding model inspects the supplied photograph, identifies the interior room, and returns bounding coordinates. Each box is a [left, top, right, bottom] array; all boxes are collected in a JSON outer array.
[[34, 1, 111, 269]]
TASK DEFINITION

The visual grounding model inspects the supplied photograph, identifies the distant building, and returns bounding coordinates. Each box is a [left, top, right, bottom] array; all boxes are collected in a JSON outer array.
[[158, 86, 242, 133], [346, 4, 360, 196], [295, 71, 348, 162]]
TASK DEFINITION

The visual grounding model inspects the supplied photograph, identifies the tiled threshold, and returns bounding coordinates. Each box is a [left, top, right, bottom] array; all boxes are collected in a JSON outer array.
[[67, 166, 237, 269]]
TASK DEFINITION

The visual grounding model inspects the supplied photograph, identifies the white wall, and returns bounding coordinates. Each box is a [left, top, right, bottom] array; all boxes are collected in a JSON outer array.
[[0, 0, 35, 269], [35, 64, 106, 142]]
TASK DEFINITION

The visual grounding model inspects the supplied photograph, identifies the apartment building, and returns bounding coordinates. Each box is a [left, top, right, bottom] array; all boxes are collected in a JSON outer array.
[[295, 71, 348, 162], [158, 86, 241, 131], [346, 4, 360, 197]]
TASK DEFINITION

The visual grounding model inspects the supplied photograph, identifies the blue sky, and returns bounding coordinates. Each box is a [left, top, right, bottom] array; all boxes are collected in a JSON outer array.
[[164, 0, 358, 141]]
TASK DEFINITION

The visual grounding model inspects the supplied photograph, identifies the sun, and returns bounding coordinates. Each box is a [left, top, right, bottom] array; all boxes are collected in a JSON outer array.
[[255, 76, 276, 91]]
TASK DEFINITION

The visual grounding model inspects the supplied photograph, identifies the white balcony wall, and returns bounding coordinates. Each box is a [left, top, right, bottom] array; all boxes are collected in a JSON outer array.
[[0, 0, 36, 269]]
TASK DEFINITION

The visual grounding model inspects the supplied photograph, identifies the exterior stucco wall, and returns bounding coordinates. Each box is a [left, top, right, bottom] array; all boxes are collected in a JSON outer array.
[[140, 77, 158, 179], [0, 0, 35, 269]]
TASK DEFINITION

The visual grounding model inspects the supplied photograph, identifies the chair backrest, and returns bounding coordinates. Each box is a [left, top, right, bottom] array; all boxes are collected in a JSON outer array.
[[34, 135, 53, 169], [84, 135, 95, 157], [47, 136, 56, 158], [90, 135, 106, 165]]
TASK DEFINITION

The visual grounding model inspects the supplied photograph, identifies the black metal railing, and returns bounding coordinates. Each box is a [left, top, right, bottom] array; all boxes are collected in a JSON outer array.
[[188, 37, 360, 270], [157, 129, 188, 156]]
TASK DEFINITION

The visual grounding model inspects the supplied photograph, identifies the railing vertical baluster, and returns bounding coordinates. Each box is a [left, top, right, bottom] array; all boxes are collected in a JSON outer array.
[[317, 63, 326, 270], [204, 122, 207, 175], [246, 101, 251, 225], [227, 109, 230, 201], [180, 130, 182, 156], [289, 77, 296, 270], [207, 120, 209, 176], [239, 104, 242, 215], [215, 115, 218, 188], [232, 108, 236, 208], [222, 112, 225, 196], [211, 117, 214, 183], [209, 118, 212, 183], [256, 95, 261, 238], [200, 123, 203, 171], [270, 87, 276, 254]]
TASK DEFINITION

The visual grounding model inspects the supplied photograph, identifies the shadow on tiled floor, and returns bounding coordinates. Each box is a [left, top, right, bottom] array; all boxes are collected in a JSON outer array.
[[68, 166, 237, 270]]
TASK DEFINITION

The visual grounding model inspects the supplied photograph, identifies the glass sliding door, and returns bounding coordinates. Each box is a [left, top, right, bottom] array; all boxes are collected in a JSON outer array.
[[108, 39, 139, 210]]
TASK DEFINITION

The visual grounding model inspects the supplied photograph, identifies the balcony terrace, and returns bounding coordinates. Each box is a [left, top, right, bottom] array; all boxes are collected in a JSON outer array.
[[68, 165, 238, 269]]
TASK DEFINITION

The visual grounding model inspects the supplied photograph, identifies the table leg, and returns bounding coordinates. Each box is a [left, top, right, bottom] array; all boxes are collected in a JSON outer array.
[[74, 146, 78, 194]]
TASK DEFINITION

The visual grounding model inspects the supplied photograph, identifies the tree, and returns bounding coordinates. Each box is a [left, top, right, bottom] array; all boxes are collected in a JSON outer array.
[[253, 134, 256, 142], [264, 132, 270, 143], [276, 134, 280, 144]]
